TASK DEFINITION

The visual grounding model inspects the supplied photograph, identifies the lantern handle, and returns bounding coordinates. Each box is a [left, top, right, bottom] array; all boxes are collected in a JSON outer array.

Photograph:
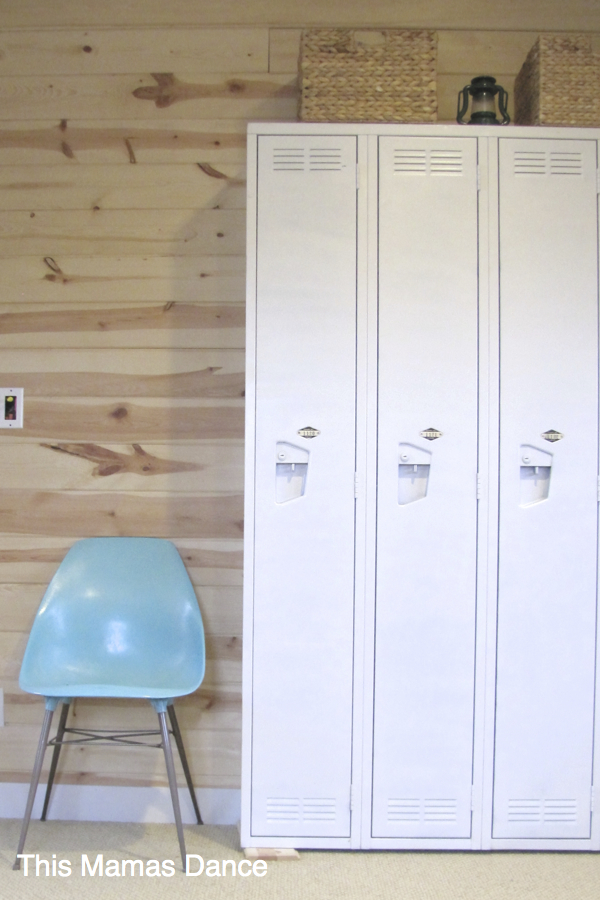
[[497, 87, 511, 124], [456, 85, 471, 124]]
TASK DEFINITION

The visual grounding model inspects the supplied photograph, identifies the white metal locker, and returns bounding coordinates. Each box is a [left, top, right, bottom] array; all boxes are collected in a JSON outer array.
[[243, 124, 600, 853], [493, 138, 599, 841], [248, 135, 358, 839], [372, 136, 480, 839]]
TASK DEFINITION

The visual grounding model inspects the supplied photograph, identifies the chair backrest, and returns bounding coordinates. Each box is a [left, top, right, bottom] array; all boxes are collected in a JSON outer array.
[[19, 538, 205, 699]]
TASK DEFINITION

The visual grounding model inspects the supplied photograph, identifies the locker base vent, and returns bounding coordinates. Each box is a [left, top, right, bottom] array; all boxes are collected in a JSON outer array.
[[266, 797, 336, 823], [387, 798, 458, 823], [507, 798, 578, 823]]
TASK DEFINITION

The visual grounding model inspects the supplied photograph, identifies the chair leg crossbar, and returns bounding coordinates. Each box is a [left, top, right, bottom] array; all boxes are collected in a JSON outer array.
[[14, 700, 202, 871]]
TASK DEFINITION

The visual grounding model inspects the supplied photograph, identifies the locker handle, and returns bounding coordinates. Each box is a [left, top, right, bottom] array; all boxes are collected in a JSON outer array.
[[519, 444, 552, 506], [398, 443, 432, 505], [276, 441, 309, 504]]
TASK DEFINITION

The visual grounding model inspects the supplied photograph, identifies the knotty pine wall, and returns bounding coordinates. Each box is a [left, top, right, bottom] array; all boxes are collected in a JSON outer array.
[[1, 0, 599, 798]]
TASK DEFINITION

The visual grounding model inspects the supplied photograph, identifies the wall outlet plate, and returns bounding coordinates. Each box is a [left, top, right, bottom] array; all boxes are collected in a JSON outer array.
[[0, 388, 23, 428]]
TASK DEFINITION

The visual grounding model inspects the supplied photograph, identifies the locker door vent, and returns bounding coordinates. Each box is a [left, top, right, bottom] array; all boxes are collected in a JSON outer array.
[[550, 152, 583, 176], [266, 798, 300, 821], [393, 150, 427, 174], [309, 148, 343, 171], [271, 147, 345, 172], [507, 798, 578, 823], [393, 149, 463, 176], [513, 150, 583, 177], [514, 151, 547, 175], [303, 798, 337, 821], [387, 798, 420, 821], [424, 799, 458, 821], [507, 799, 541, 822], [387, 798, 457, 822], [265, 797, 337, 823], [429, 150, 463, 175], [543, 799, 578, 822], [272, 148, 305, 171]]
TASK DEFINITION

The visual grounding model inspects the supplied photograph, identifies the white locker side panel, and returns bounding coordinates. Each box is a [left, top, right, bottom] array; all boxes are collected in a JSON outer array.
[[493, 138, 599, 841], [250, 135, 358, 839], [372, 137, 480, 839]]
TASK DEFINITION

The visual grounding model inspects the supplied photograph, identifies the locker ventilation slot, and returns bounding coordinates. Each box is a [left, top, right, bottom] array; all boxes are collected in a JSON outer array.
[[309, 148, 343, 171], [507, 799, 541, 822], [507, 798, 578, 823], [393, 150, 427, 173], [388, 799, 420, 821], [424, 799, 458, 821], [266, 798, 300, 821], [303, 798, 336, 821], [429, 151, 463, 175], [543, 799, 578, 822], [393, 149, 463, 176], [387, 798, 457, 822], [513, 151, 583, 177], [272, 149, 305, 171], [550, 152, 583, 176], [265, 797, 336, 823], [272, 147, 344, 172], [514, 151, 546, 175]]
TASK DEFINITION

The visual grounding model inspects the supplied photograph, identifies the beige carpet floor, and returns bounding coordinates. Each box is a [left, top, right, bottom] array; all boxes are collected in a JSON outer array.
[[1, 820, 600, 900]]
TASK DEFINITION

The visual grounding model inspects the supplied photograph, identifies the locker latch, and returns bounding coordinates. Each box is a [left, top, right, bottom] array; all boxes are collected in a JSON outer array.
[[398, 443, 431, 505], [519, 445, 552, 506]]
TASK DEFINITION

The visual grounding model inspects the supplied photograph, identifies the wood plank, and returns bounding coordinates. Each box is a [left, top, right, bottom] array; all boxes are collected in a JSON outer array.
[[437, 30, 542, 74], [0, 302, 245, 349], [0, 209, 245, 258], [0, 28, 269, 76], [0, 490, 243, 537], [0, 769, 241, 789], [0, 0, 599, 31], [0, 726, 241, 783], [0, 373, 244, 399], [0, 73, 297, 121], [0, 256, 245, 305], [0, 347, 244, 396], [437, 72, 516, 122], [0, 583, 242, 639], [5, 687, 242, 731], [0, 536, 243, 585], [0, 301, 245, 329], [0, 399, 243, 440], [269, 28, 301, 73], [0, 163, 247, 210], [0, 441, 243, 493], [0, 120, 248, 166]]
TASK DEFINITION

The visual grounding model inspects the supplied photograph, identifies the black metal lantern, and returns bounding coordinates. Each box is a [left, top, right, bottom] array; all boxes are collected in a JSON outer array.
[[457, 76, 510, 125]]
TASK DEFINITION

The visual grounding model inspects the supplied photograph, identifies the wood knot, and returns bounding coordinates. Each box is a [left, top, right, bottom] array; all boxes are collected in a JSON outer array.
[[109, 406, 128, 420], [227, 79, 245, 94], [83, 45, 93, 53]]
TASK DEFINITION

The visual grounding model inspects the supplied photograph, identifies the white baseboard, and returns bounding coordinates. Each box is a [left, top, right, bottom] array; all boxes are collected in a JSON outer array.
[[0, 784, 240, 826]]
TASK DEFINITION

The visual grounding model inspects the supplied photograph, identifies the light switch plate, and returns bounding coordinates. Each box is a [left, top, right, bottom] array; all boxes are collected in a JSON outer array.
[[0, 388, 23, 428]]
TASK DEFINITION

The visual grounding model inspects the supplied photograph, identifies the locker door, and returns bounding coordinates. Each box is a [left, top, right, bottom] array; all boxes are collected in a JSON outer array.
[[493, 138, 599, 840], [372, 137, 480, 839], [250, 135, 358, 838]]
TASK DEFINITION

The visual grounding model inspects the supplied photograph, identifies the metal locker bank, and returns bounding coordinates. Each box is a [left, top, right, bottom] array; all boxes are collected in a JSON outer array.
[[241, 123, 600, 852]]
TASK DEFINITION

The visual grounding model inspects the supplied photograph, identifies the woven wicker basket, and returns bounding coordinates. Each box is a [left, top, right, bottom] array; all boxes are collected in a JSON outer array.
[[299, 29, 437, 123], [514, 34, 600, 126]]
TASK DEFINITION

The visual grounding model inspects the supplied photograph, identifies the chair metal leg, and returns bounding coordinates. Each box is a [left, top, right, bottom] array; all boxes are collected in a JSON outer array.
[[167, 704, 202, 824], [41, 700, 70, 821], [158, 710, 187, 871], [13, 707, 54, 870]]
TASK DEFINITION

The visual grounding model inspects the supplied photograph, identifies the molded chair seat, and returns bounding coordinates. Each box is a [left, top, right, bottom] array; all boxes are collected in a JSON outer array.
[[14, 537, 206, 870]]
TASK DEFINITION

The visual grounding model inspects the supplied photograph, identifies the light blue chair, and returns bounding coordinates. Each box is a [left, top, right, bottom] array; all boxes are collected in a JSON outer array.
[[13, 537, 206, 870]]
